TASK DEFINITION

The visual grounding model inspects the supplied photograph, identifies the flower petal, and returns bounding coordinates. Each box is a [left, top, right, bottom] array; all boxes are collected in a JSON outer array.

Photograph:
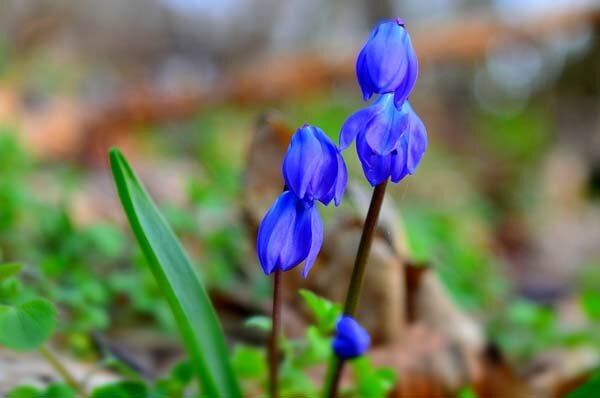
[[332, 316, 371, 359], [364, 94, 409, 155], [302, 205, 323, 278], [283, 127, 323, 202], [339, 106, 378, 151]]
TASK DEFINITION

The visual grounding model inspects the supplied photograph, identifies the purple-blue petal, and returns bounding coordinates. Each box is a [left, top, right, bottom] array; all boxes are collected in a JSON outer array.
[[356, 131, 392, 186], [332, 316, 371, 359], [364, 94, 409, 155], [405, 103, 427, 173], [256, 192, 313, 274], [355, 18, 418, 102], [339, 106, 378, 151], [283, 127, 323, 201], [302, 205, 323, 278]]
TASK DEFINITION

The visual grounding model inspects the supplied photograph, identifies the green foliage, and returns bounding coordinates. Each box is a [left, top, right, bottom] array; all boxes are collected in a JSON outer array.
[[7, 385, 41, 398], [90, 381, 148, 398], [567, 372, 600, 398], [7, 383, 75, 398], [0, 262, 23, 281], [299, 289, 341, 332], [0, 298, 56, 351], [109, 148, 241, 398], [348, 357, 396, 398]]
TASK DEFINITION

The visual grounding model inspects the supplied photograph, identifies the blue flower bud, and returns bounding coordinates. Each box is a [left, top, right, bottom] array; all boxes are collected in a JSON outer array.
[[257, 191, 323, 278], [339, 94, 408, 155], [342, 99, 427, 186], [356, 18, 418, 109], [282, 124, 347, 206], [332, 316, 370, 360]]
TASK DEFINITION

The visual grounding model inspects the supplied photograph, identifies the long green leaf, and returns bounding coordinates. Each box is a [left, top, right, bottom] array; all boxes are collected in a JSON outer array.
[[109, 148, 241, 398]]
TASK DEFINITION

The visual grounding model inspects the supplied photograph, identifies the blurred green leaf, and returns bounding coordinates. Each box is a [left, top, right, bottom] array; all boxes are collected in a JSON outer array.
[[7, 385, 40, 398], [109, 148, 241, 398], [41, 383, 76, 398], [580, 291, 600, 321], [232, 345, 267, 380], [457, 386, 479, 398], [0, 298, 56, 351], [0, 262, 23, 282], [350, 357, 396, 398], [244, 315, 272, 332], [299, 289, 341, 333], [568, 373, 600, 398], [90, 381, 148, 398]]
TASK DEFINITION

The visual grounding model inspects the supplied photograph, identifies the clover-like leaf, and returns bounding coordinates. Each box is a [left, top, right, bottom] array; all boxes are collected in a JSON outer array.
[[0, 298, 56, 351]]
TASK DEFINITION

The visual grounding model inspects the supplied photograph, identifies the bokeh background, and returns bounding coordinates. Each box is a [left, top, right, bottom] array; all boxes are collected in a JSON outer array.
[[0, 0, 599, 396]]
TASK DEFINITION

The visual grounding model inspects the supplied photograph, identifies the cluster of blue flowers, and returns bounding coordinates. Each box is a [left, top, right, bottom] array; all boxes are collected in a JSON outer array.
[[257, 124, 347, 278], [257, 18, 426, 362], [341, 17, 427, 187]]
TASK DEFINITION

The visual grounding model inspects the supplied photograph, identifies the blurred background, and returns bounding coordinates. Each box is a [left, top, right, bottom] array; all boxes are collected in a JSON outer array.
[[0, 0, 599, 396]]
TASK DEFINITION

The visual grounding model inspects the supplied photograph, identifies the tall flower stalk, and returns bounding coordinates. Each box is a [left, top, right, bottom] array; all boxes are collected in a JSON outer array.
[[323, 17, 427, 398], [257, 124, 347, 398]]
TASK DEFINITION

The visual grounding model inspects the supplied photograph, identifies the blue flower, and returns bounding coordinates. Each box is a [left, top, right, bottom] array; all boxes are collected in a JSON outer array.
[[283, 124, 347, 206], [340, 98, 427, 186], [356, 18, 418, 109], [257, 191, 323, 278], [332, 316, 370, 359], [339, 94, 408, 155]]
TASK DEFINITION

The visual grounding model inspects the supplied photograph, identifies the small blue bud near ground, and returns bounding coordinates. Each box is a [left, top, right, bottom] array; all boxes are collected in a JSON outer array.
[[283, 124, 347, 206], [356, 18, 418, 109], [332, 316, 371, 360], [256, 191, 323, 277]]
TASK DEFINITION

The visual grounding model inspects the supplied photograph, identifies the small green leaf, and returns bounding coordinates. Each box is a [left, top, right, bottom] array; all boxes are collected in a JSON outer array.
[[90, 381, 148, 398], [0, 298, 56, 351], [457, 386, 479, 398], [351, 357, 396, 398], [232, 345, 267, 380], [568, 373, 600, 398], [0, 262, 23, 282], [299, 289, 341, 332], [41, 383, 76, 398], [7, 385, 40, 398], [580, 291, 600, 321], [109, 149, 241, 398], [244, 315, 271, 332]]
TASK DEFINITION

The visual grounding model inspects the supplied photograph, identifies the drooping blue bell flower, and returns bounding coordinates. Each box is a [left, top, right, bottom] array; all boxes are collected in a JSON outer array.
[[339, 93, 409, 156], [341, 98, 427, 186], [257, 191, 323, 278], [332, 316, 371, 360], [356, 18, 418, 109], [283, 124, 347, 206]]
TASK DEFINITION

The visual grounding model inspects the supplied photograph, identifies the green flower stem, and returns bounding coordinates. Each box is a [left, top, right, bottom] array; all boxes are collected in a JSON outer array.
[[323, 181, 388, 398], [269, 268, 282, 398], [39, 345, 88, 397]]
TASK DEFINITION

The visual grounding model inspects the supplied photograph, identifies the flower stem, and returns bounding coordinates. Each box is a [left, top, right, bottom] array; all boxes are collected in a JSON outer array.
[[323, 180, 388, 398], [39, 345, 88, 397], [269, 268, 282, 398]]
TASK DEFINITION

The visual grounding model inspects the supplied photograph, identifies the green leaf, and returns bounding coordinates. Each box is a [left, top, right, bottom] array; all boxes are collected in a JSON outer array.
[[580, 291, 600, 321], [7, 385, 41, 398], [568, 373, 600, 398], [350, 357, 396, 398], [232, 345, 267, 380], [109, 149, 241, 398], [90, 381, 148, 398], [41, 383, 76, 398], [244, 315, 271, 332], [0, 262, 23, 282], [299, 289, 341, 333], [0, 298, 56, 351]]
